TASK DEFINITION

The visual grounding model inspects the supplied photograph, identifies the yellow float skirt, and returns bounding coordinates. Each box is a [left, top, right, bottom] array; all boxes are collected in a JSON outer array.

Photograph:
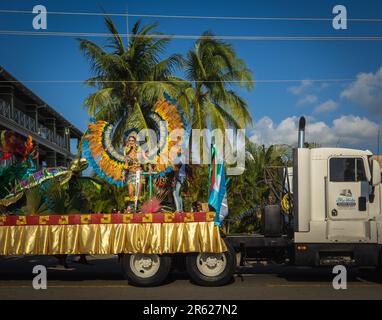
[[0, 212, 227, 255]]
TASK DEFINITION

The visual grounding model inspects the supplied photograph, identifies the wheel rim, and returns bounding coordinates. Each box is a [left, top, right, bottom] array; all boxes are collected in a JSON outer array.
[[129, 254, 161, 278], [196, 253, 227, 277]]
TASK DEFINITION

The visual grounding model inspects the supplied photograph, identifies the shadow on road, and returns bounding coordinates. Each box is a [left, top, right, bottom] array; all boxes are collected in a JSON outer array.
[[0, 255, 123, 281], [236, 264, 382, 284], [1, 256, 381, 285]]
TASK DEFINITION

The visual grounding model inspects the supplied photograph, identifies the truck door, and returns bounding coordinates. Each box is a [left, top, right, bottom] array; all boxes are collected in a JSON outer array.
[[327, 157, 372, 241]]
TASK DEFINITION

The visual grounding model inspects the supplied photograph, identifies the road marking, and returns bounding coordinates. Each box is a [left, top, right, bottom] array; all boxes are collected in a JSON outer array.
[[267, 283, 381, 288], [0, 284, 130, 289]]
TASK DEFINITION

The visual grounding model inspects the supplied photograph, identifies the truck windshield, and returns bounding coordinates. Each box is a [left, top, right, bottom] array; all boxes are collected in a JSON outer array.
[[330, 158, 367, 182]]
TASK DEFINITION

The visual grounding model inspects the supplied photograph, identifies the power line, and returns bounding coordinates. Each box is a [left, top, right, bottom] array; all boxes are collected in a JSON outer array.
[[0, 79, 355, 84], [1, 9, 382, 22], [0, 30, 382, 41]]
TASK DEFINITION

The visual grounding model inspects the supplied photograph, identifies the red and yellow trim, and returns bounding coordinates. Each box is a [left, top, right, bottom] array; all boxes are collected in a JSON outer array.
[[0, 212, 216, 227]]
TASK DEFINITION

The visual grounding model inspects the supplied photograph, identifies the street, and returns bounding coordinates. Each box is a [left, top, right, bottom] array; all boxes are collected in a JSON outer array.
[[0, 255, 381, 300]]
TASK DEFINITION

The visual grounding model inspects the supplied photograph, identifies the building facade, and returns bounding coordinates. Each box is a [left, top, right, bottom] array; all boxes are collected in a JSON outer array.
[[0, 67, 83, 168]]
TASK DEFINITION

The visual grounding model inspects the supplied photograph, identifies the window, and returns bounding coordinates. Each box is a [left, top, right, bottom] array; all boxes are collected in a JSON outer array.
[[330, 158, 367, 182], [356, 158, 367, 181]]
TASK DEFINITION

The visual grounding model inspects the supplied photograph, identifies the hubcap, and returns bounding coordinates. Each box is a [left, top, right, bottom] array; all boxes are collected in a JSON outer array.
[[196, 253, 227, 277], [130, 254, 160, 278]]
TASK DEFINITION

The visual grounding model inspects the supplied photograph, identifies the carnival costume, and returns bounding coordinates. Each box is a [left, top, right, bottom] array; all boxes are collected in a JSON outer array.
[[123, 144, 146, 186], [82, 94, 190, 211]]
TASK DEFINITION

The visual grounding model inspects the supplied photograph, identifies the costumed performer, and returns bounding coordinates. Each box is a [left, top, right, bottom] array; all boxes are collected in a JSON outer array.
[[123, 133, 151, 211]]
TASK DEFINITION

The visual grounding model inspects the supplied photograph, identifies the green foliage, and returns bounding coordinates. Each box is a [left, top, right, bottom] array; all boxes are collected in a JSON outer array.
[[226, 142, 291, 233], [178, 32, 254, 131], [19, 188, 50, 216], [80, 179, 128, 213], [45, 180, 89, 214], [78, 17, 184, 145], [74, 15, 290, 228], [0, 162, 28, 198], [17, 177, 102, 215], [182, 165, 209, 211], [77, 17, 256, 214]]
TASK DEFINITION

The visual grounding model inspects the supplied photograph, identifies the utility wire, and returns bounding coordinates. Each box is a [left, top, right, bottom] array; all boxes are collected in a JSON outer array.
[[0, 9, 382, 22], [0, 79, 355, 84], [0, 30, 382, 41]]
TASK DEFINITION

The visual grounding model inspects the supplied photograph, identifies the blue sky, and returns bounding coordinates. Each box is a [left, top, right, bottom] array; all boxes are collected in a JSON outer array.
[[0, 0, 381, 151]]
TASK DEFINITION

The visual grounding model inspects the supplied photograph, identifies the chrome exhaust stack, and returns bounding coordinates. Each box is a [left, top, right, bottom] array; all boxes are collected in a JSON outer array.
[[298, 117, 306, 148]]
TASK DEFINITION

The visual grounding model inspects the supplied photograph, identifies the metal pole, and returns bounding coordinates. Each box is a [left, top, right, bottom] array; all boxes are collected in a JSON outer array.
[[297, 117, 306, 148], [134, 171, 140, 212], [149, 172, 153, 198]]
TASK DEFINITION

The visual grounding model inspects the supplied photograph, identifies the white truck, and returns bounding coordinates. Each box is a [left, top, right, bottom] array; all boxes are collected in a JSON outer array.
[[193, 116, 382, 286]]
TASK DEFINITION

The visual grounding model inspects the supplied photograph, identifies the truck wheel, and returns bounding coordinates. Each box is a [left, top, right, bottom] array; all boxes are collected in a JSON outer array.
[[120, 253, 172, 287], [186, 242, 236, 286]]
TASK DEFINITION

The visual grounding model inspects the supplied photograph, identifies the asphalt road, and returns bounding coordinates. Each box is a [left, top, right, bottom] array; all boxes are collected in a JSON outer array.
[[0, 255, 381, 300]]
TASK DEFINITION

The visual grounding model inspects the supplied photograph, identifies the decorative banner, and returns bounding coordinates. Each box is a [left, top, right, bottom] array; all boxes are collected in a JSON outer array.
[[0, 212, 216, 226]]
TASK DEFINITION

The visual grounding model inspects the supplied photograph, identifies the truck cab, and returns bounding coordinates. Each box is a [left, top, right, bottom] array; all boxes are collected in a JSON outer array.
[[293, 147, 382, 266]]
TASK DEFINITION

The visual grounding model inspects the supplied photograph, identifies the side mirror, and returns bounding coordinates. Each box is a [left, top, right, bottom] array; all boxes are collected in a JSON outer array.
[[371, 160, 381, 186]]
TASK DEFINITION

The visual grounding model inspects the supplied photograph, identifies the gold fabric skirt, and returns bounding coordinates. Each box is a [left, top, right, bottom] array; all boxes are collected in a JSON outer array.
[[0, 213, 226, 255]]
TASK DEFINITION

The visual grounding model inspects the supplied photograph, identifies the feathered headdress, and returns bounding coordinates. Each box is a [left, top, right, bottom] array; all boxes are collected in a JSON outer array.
[[83, 93, 187, 186]]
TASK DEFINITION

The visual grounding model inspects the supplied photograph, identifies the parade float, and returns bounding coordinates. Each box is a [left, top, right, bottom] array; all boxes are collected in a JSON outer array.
[[0, 94, 235, 287], [3, 97, 381, 288]]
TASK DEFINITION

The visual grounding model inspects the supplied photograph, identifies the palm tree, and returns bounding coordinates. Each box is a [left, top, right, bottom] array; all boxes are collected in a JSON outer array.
[[178, 32, 254, 131], [78, 17, 183, 143], [226, 142, 289, 233]]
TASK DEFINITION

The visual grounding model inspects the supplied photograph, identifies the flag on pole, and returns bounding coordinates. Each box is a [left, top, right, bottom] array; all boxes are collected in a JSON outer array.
[[208, 145, 229, 225]]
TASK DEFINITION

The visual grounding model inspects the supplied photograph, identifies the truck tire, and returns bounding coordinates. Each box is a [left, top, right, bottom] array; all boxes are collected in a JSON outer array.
[[185, 241, 236, 287], [120, 253, 172, 287]]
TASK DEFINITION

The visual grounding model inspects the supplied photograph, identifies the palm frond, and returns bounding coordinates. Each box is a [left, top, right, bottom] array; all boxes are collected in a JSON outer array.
[[104, 16, 125, 55]]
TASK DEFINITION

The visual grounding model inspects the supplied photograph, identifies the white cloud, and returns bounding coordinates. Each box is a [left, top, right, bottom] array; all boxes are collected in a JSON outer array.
[[341, 66, 382, 115], [298, 94, 318, 106], [314, 100, 338, 113], [250, 117, 297, 146], [250, 115, 379, 149], [287, 80, 313, 95], [320, 82, 330, 89]]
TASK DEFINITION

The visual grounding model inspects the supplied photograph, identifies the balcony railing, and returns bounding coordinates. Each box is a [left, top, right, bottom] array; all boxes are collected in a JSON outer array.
[[55, 134, 66, 149], [37, 126, 66, 149], [0, 99, 68, 151], [13, 108, 36, 132], [0, 99, 11, 118]]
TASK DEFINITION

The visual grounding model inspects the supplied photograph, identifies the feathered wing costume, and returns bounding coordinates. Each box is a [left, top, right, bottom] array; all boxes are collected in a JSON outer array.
[[83, 95, 187, 187]]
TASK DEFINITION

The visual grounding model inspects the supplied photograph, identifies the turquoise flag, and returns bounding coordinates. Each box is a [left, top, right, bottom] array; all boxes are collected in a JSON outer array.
[[208, 145, 228, 226]]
